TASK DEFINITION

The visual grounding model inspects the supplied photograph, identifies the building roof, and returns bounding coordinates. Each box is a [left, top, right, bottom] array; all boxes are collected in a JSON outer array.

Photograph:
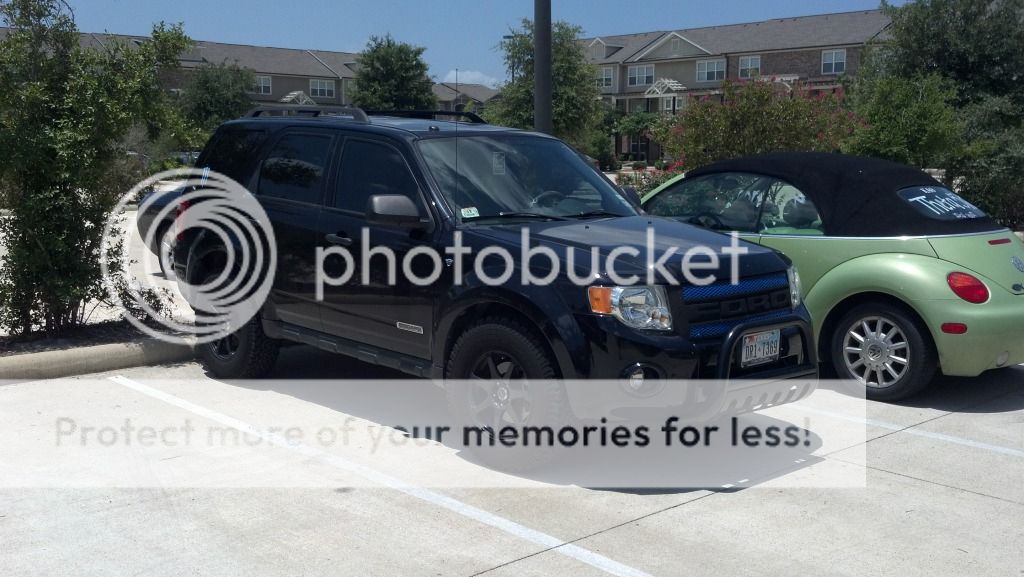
[[0, 27, 360, 78], [431, 82, 501, 103], [583, 10, 891, 64], [584, 31, 665, 64]]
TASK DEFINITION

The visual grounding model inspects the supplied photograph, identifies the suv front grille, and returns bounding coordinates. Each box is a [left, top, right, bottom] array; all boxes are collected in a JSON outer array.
[[683, 273, 792, 340]]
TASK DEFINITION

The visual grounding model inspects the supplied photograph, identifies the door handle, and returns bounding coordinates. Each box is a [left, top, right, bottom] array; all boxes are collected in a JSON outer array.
[[325, 233, 353, 246]]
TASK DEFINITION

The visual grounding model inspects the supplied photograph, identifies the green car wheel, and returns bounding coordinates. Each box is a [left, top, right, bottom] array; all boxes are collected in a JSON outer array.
[[830, 302, 937, 401]]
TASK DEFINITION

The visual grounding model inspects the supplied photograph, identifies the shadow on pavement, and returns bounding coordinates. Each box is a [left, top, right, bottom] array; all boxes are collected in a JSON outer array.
[[213, 345, 829, 494]]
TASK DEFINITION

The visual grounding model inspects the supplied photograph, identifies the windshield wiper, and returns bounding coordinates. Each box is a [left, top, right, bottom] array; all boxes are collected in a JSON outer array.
[[466, 212, 571, 222], [572, 210, 627, 220]]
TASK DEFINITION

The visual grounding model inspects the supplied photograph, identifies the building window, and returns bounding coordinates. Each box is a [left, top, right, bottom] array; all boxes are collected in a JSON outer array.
[[696, 59, 726, 82], [670, 37, 681, 53], [661, 96, 684, 112], [629, 134, 648, 160], [822, 49, 846, 75], [627, 65, 654, 87], [310, 78, 336, 98], [253, 75, 272, 95], [597, 66, 614, 88], [738, 56, 761, 79]]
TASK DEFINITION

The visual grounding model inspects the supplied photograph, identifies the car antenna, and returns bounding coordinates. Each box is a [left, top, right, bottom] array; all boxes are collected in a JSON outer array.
[[455, 69, 460, 213]]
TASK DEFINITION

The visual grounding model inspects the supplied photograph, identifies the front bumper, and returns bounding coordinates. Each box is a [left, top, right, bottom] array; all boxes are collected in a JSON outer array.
[[566, 313, 818, 420]]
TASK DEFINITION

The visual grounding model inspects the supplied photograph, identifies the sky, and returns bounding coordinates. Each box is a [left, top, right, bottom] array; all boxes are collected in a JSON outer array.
[[66, 0, 891, 88]]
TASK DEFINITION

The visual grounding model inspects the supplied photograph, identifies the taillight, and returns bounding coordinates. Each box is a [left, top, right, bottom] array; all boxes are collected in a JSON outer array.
[[947, 272, 989, 304], [175, 199, 190, 242]]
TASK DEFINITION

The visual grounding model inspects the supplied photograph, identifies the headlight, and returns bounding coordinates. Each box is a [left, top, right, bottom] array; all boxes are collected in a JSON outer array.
[[787, 266, 802, 309], [588, 285, 673, 330]]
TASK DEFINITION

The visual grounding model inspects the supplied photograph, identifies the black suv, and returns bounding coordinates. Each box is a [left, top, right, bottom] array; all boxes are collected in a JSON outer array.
[[174, 106, 816, 422]]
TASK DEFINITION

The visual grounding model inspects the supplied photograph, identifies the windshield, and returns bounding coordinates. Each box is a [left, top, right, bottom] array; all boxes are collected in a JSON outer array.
[[418, 135, 637, 221]]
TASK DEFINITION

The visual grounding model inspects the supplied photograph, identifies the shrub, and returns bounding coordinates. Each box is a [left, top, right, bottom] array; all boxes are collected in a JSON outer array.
[[617, 169, 681, 196], [653, 80, 859, 171], [0, 1, 190, 337]]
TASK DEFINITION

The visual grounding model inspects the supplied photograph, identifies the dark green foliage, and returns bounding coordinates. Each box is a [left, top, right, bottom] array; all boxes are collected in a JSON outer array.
[[0, 0, 190, 336], [486, 19, 600, 146], [877, 0, 1024, 228], [350, 34, 436, 110], [180, 61, 255, 131]]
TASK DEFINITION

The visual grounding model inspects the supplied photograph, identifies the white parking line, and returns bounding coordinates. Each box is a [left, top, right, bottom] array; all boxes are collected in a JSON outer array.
[[108, 375, 656, 577], [792, 405, 1024, 458]]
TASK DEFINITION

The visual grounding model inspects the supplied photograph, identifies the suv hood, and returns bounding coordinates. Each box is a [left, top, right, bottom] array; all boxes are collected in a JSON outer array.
[[464, 216, 788, 284]]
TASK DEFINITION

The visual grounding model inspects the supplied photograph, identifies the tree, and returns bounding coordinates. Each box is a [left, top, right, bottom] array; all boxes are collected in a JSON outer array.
[[653, 81, 858, 171], [486, 19, 600, 145], [880, 0, 1024, 108], [180, 61, 255, 131], [350, 34, 436, 110], [843, 57, 962, 167], [0, 0, 190, 336], [877, 0, 1024, 228], [615, 111, 659, 162]]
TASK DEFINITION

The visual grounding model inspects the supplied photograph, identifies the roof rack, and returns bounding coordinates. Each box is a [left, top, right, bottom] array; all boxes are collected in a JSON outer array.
[[246, 104, 369, 123], [362, 110, 487, 124]]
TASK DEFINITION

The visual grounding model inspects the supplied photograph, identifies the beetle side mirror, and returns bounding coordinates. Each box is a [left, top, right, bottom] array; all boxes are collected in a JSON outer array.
[[365, 194, 425, 229]]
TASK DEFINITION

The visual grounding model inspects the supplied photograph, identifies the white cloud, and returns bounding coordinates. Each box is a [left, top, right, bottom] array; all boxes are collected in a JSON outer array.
[[442, 69, 500, 88]]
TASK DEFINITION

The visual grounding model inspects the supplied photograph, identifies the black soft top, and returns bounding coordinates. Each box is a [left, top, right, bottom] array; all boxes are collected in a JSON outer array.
[[686, 152, 1002, 237]]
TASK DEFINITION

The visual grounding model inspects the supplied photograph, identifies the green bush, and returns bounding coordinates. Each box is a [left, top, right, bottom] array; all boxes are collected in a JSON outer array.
[[0, 1, 190, 337], [653, 81, 858, 171]]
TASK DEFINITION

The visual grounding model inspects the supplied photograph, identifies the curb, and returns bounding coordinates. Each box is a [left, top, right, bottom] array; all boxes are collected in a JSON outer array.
[[0, 338, 194, 380]]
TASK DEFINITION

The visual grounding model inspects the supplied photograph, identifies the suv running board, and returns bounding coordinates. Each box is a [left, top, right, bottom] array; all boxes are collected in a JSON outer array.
[[263, 319, 437, 379]]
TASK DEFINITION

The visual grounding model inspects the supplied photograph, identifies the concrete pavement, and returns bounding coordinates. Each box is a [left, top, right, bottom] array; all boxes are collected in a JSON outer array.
[[1, 346, 1021, 577]]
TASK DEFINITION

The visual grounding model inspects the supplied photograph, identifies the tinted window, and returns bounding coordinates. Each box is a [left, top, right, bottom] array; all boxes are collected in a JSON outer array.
[[258, 133, 331, 204], [897, 186, 986, 221], [200, 128, 267, 184], [644, 172, 769, 233], [334, 140, 419, 212]]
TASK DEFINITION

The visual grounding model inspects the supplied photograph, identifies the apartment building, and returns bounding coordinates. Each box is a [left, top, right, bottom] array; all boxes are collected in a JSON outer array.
[[0, 27, 368, 105], [432, 82, 502, 113], [584, 10, 892, 160]]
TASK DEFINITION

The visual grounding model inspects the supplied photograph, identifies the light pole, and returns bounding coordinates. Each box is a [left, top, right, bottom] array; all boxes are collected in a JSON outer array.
[[534, 0, 553, 134]]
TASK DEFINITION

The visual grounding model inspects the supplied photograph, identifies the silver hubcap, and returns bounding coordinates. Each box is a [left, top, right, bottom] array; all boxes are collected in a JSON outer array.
[[842, 316, 910, 388]]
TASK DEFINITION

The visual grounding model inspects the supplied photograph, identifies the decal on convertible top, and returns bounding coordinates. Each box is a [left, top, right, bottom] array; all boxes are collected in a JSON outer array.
[[897, 186, 986, 221]]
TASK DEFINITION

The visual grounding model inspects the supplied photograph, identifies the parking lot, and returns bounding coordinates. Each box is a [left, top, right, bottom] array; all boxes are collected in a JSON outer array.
[[2, 347, 1021, 577]]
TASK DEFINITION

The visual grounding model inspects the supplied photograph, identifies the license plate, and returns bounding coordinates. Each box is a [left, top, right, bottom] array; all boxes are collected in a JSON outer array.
[[740, 330, 781, 367]]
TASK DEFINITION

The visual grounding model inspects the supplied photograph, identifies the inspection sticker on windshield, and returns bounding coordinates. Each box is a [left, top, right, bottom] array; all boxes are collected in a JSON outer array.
[[461, 207, 480, 219], [492, 152, 506, 175]]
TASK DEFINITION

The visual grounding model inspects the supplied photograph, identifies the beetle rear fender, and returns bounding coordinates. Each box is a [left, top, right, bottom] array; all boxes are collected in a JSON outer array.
[[805, 252, 952, 349]]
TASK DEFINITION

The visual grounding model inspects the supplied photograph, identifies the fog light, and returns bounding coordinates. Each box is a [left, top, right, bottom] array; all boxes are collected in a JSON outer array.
[[626, 367, 646, 391], [996, 351, 1010, 367]]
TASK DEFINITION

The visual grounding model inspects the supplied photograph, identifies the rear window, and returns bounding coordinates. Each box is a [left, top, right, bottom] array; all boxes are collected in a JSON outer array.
[[200, 128, 268, 185], [897, 186, 987, 221]]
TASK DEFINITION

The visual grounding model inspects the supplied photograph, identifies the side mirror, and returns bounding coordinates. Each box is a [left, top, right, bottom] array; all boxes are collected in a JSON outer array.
[[365, 194, 425, 228], [620, 185, 642, 207]]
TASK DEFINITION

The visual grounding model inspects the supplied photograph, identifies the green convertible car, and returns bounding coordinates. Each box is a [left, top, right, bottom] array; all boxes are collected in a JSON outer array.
[[642, 152, 1024, 400]]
